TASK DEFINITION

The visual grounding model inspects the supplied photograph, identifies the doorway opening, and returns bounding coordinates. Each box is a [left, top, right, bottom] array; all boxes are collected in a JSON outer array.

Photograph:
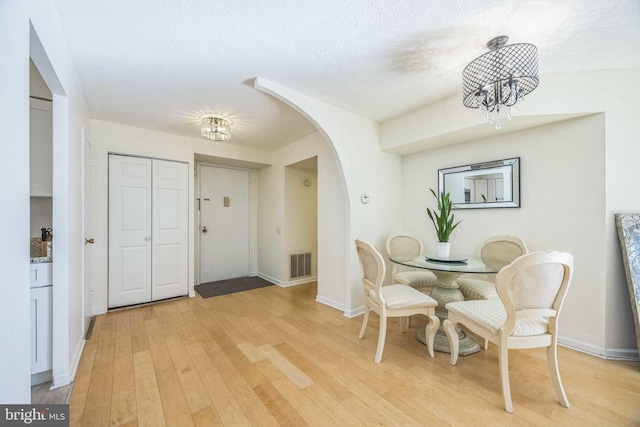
[[284, 156, 318, 285]]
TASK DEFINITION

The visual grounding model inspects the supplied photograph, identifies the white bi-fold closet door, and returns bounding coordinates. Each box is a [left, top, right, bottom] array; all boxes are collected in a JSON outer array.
[[108, 154, 188, 308]]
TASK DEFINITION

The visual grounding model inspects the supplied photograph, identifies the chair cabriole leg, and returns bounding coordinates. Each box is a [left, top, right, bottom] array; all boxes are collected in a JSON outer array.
[[498, 344, 513, 413], [358, 307, 369, 339], [547, 339, 570, 408], [374, 314, 387, 363], [443, 319, 459, 365], [425, 313, 440, 358]]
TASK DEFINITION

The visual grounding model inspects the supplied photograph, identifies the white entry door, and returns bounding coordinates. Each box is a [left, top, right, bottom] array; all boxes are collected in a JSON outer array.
[[109, 155, 188, 308], [199, 165, 250, 283]]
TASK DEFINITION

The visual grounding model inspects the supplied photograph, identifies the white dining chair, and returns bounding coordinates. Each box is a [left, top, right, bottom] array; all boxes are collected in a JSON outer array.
[[457, 235, 529, 300], [355, 239, 439, 363], [444, 250, 574, 413], [386, 233, 438, 291]]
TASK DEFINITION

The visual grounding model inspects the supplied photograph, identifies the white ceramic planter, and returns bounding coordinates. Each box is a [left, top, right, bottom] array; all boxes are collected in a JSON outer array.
[[436, 242, 451, 258]]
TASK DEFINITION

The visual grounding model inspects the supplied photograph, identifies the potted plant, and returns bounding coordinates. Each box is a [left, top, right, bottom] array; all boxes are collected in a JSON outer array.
[[426, 189, 461, 258]]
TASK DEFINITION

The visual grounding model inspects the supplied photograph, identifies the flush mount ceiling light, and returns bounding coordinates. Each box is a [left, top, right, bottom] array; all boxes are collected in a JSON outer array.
[[462, 35, 539, 129], [200, 114, 232, 141]]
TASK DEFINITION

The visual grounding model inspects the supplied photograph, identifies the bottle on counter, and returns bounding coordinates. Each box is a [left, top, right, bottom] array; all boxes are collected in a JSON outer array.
[[41, 227, 52, 241]]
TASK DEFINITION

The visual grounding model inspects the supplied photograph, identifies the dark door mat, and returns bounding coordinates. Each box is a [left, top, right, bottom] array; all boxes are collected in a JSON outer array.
[[195, 276, 274, 298]]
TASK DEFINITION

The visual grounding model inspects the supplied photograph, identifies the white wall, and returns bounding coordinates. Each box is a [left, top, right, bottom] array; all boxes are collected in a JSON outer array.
[[0, 1, 32, 403], [402, 115, 611, 355], [257, 163, 284, 282], [89, 120, 271, 313], [30, 196, 52, 238]]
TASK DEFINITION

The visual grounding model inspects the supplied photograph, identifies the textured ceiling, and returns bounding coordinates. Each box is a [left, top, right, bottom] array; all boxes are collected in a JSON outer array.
[[52, 0, 640, 151]]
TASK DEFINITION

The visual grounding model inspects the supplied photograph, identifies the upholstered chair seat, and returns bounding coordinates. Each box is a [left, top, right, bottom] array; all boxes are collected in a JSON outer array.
[[456, 278, 499, 300], [446, 300, 549, 337], [368, 284, 437, 309], [393, 270, 438, 289]]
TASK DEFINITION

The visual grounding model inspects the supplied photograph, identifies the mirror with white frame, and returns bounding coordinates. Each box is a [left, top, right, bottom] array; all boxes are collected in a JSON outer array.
[[438, 157, 520, 209]]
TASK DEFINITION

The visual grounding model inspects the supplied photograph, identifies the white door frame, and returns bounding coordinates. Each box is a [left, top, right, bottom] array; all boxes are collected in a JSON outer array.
[[196, 162, 252, 284], [81, 127, 93, 335]]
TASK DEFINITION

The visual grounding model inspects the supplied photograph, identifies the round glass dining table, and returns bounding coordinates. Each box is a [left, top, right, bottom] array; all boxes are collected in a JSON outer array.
[[390, 253, 508, 355]]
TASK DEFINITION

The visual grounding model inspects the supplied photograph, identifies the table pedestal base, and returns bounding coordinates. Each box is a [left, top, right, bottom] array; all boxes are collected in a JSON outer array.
[[416, 271, 480, 355], [416, 323, 480, 355]]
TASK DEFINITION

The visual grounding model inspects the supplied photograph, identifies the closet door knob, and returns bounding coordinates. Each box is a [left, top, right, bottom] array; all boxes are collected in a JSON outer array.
[[145, 236, 151, 241]]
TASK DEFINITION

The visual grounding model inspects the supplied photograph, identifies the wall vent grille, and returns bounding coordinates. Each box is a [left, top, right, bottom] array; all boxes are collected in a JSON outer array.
[[290, 253, 312, 279]]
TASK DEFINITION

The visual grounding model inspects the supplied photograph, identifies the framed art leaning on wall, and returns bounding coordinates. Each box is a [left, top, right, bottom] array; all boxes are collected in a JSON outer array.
[[614, 212, 640, 355]]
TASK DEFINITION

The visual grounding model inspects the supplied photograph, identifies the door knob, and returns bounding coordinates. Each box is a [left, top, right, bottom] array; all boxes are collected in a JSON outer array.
[[202, 226, 208, 233], [84, 238, 94, 245], [145, 236, 151, 241]]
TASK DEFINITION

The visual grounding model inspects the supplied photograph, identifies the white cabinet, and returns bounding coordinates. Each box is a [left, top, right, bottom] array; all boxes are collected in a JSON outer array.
[[30, 285, 53, 374], [30, 98, 53, 197], [30, 262, 53, 375], [30, 262, 52, 288]]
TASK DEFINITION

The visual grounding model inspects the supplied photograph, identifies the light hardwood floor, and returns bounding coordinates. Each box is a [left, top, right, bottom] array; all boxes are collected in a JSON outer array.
[[70, 282, 640, 426]]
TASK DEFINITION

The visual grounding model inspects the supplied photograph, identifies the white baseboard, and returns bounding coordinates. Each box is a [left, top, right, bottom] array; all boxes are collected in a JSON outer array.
[[52, 370, 71, 389], [255, 272, 319, 288], [31, 370, 52, 387], [278, 276, 318, 288], [604, 347, 640, 361], [315, 295, 346, 313], [343, 304, 366, 319], [93, 304, 107, 315], [68, 337, 86, 382], [558, 336, 640, 361], [256, 272, 280, 285], [51, 332, 86, 389]]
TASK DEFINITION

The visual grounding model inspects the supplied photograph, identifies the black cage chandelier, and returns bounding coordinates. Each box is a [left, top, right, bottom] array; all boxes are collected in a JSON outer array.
[[462, 36, 538, 129]]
